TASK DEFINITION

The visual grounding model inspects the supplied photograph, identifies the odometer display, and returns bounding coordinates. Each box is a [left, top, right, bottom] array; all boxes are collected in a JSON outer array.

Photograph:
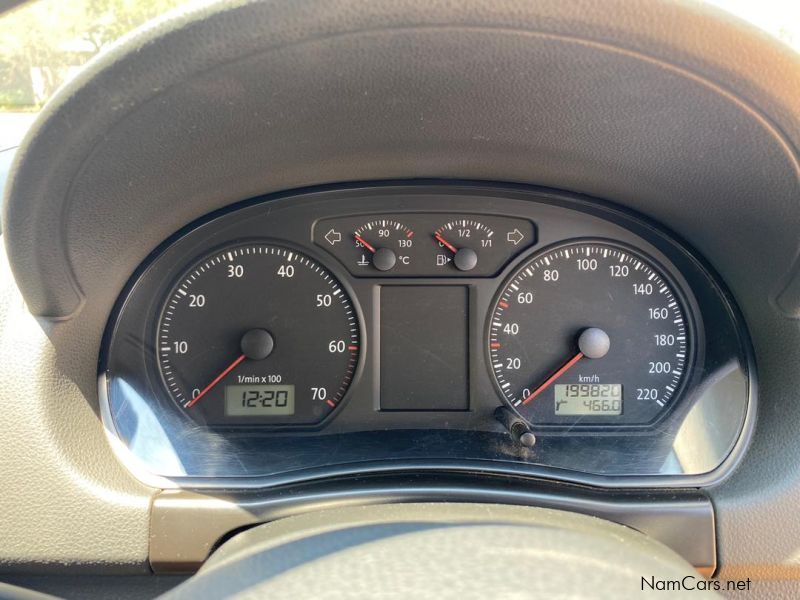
[[157, 244, 359, 426], [554, 384, 623, 416], [488, 241, 690, 427]]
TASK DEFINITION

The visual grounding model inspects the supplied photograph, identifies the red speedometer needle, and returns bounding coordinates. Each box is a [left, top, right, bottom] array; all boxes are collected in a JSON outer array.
[[434, 232, 458, 254], [521, 351, 584, 406], [353, 234, 376, 254], [185, 354, 246, 408]]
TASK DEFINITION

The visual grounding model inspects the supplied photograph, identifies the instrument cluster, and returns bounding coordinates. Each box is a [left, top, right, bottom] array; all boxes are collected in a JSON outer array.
[[101, 184, 753, 488]]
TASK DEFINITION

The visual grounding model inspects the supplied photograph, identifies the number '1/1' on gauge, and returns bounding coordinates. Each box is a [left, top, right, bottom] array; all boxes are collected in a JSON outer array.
[[488, 241, 691, 428]]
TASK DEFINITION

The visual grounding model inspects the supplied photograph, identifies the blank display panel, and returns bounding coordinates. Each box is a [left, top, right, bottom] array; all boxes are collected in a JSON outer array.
[[380, 286, 469, 411]]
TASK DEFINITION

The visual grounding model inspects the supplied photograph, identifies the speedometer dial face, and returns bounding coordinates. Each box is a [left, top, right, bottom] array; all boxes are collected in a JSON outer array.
[[157, 244, 360, 426], [488, 241, 691, 428]]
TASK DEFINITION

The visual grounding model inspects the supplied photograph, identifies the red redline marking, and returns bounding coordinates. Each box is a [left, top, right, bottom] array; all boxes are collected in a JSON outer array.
[[348, 345, 359, 351], [498, 300, 509, 309], [521, 351, 584, 406], [434, 232, 458, 254], [326, 399, 336, 407], [353, 233, 376, 254], [490, 342, 501, 349], [185, 354, 246, 408], [406, 230, 414, 238]]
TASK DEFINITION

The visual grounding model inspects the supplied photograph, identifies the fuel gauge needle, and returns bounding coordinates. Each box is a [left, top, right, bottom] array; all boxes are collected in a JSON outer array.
[[434, 232, 458, 254], [185, 354, 246, 408], [434, 232, 478, 271]]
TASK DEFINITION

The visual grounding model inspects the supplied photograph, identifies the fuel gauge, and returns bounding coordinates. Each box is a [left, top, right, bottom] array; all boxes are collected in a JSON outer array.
[[433, 219, 495, 272]]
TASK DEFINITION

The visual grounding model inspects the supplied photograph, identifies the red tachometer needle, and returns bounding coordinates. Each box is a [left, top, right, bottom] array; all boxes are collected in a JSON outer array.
[[521, 351, 584, 406], [185, 353, 246, 408], [354, 234, 376, 254], [434, 232, 458, 254]]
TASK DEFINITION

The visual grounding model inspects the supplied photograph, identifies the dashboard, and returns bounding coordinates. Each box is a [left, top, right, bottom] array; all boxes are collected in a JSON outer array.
[[4, 0, 800, 592], [102, 184, 753, 487]]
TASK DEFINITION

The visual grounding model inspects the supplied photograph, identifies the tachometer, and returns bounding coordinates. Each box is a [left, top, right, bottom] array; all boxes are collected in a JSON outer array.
[[488, 241, 691, 427], [157, 243, 360, 426]]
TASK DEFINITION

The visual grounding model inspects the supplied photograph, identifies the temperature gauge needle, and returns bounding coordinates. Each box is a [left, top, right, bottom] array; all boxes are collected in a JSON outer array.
[[521, 351, 584, 405], [353, 234, 376, 254], [185, 354, 246, 408], [354, 233, 397, 271]]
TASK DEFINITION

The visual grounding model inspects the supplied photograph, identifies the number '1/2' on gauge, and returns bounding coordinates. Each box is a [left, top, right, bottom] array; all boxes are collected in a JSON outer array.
[[157, 244, 360, 426], [488, 241, 691, 428]]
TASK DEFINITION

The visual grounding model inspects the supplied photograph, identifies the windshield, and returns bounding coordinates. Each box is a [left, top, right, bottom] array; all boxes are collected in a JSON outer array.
[[0, 0, 798, 150], [0, 0, 194, 150]]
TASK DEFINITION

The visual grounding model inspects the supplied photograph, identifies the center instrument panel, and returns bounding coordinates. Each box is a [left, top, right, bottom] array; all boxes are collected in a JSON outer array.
[[101, 184, 754, 488]]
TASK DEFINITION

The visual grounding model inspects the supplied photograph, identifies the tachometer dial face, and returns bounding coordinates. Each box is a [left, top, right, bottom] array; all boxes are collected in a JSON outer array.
[[488, 241, 691, 428], [157, 244, 360, 426]]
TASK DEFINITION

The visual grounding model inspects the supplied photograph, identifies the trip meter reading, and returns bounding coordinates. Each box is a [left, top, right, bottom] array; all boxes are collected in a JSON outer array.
[[554, 384, 623, 415], [157, 244, 360, 426], [488, 241, 691, 427]]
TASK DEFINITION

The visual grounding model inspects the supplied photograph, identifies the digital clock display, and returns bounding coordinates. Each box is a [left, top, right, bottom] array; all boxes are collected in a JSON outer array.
[[224, 385, 295, 416], [554, 384, 622, 416]]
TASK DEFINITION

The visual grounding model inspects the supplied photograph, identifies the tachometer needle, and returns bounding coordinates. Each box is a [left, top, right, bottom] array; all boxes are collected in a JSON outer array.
[[521, 351, 584, 406], [354, 234, 376, 254], [185, 353, 246, 408], [434, 232, 458, 254]]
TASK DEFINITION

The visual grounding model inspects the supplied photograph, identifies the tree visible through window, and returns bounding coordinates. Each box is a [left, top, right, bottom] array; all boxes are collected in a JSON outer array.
[[0, 0, 796, 118], [0, 0, 192, 110]]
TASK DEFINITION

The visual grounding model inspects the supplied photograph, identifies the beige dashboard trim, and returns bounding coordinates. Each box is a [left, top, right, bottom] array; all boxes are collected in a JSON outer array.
[[149, 479, 716, 577]]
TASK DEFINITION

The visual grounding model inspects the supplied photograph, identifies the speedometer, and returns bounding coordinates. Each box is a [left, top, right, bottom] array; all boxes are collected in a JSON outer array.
[[488, 241, 692, 428], [157, 243, 360, 426]]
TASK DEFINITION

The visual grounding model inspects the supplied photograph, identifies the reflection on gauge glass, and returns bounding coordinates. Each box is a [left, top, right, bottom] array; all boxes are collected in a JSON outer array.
[[488, 241, 692, 427], [157, 244, 360, 426]]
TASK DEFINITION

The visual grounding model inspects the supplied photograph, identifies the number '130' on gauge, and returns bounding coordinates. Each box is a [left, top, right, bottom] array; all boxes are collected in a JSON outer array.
[[488, 241, 692, 428]]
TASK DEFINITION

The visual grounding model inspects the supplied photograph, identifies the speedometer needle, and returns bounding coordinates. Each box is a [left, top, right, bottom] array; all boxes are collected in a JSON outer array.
[[520, 327, 611, 406], [521, 351, 584, 405], [185, 354, 246, 408]]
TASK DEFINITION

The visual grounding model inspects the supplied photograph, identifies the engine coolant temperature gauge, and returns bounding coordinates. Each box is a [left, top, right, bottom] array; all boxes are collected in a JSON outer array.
[[352, 219, 415, 272]]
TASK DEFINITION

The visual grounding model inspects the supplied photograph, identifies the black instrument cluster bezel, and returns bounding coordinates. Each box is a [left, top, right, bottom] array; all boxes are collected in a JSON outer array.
[[99, 182, 755, 489]]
